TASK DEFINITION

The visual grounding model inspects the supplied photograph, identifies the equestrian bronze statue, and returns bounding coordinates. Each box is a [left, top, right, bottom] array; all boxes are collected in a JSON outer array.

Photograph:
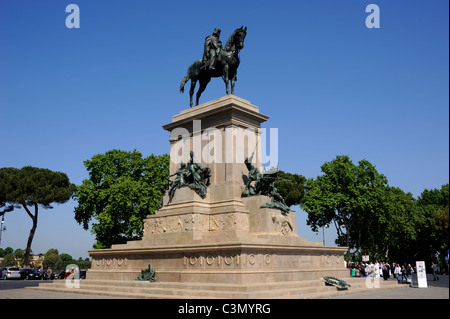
[[180, 26, 247, 107]]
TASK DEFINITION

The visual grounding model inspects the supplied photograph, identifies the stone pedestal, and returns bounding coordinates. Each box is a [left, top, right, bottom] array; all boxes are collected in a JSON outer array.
[[87, 95, 349, 284]]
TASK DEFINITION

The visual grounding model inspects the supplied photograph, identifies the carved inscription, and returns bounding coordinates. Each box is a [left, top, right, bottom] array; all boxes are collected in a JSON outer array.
[[93, 257, 128, 269], [184, 253, 273, 268]]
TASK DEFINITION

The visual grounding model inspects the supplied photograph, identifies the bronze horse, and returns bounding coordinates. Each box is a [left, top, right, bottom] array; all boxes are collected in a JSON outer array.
[[180, 27, 247, 107]]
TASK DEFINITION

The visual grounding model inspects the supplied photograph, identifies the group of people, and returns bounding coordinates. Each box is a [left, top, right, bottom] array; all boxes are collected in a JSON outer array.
[[347, 261, 415, 285]]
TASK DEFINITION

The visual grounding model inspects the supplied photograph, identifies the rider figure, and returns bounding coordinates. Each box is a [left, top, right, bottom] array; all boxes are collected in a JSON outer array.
[[202, 28, 222, 71]]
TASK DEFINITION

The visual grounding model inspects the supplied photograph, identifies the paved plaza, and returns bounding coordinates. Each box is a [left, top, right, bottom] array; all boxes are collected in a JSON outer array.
[[0, 274, 447, 300], [328, 274, 448, 299]]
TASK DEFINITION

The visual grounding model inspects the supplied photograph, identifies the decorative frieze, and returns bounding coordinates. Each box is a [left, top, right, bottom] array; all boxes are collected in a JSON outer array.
[[271, 212, 294, 236], [143, 213, 206, 235], [93, 257, 128, 269], [143, 212, 249, 237], [183, 252, 273, 269]]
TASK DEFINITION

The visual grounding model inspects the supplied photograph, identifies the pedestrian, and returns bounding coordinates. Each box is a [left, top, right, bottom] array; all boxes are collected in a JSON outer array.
[[374, 261, 380, 278], [382, 262, 389, 280], [401, 265, 407, 284], [431, 261, 440, 281], [366, 262, 373, 277], [47, 267, 52, 280], [355, 265, 361, 277], [406, 264, 414, 286], [394, 263, 401, 279]]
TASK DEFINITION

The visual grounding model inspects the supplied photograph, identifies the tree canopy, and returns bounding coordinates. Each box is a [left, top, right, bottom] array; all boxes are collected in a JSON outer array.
[[274, 170, 306, 207], [300, 155, 390, 260], [300, 155, 449, 265], [415, 184, 449, 261], [0, 166, 75, 266], [73, 149, 169, 249]]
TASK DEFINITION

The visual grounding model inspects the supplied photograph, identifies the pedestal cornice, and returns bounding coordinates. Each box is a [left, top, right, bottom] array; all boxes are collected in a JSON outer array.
[[162, 95, 269, 132]]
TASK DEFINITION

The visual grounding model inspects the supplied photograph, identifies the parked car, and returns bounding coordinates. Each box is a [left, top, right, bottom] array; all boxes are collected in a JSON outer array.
[[0, 267, 21, 280], [20, 268, 42, 280]]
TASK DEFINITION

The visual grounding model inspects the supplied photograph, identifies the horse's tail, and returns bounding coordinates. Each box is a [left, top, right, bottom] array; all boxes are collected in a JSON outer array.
[[180, 70, 190, 94]]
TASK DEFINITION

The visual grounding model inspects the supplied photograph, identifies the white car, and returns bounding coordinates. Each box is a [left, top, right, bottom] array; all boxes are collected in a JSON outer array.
[[0, 267, 21, 280]]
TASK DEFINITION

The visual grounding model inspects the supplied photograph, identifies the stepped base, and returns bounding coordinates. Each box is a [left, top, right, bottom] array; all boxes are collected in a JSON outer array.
[[86, 240, 349, 283], [85, 196, 349, 284], [28, 277, 407, 299]]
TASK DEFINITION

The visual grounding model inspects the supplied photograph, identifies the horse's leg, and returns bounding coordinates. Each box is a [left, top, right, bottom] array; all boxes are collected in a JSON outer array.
[[189, 79, 197, 108], [223, 64, 230, 95], [230, 74, 236, 95], [196, 77, 210, 106]]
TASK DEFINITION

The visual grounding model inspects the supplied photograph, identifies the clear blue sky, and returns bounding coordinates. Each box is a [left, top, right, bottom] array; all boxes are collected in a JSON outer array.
[[0, 1, 448, 259]]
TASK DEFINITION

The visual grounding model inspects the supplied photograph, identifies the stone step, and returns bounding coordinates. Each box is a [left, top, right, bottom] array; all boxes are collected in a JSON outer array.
[[30, 278, 330, 291], [27, 277, 405, 299], [31, 277, 381, 291], [29, 281, 336, 298], [28, 286, 207, 299], [37, 278, 344, 290], [285, 280, 407, 299]]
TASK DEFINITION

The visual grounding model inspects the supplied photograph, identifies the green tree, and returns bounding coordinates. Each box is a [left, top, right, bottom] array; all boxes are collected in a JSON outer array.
[[0, 202, 15, 216], [432, 207, 449, 252], [0, 166, 76, 266], [74, 149, 170, 249], [13, 248, 25, 266], [73, 257, 91, 270], [274, 170, 306, 207], [300, 155, 388, 261], [415, 184, 449, 262], [59, 253, 74, 268], [1, 169, 17, 216], [365, 186, 419, 261], [43, 248, 62, 269], [0, 247, 14, 257], [0, 254, 16, 267]]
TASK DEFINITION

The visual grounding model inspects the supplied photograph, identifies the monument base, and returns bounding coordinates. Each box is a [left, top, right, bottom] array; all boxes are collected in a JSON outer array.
[[87, 96, 349, 285], [29, 96, 408, 298], [87, 195, 348, 283]]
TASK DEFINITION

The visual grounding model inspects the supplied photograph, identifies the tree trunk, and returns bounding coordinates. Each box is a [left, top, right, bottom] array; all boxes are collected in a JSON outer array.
[[22, 202, 38, 267], [342, 214, 352, 263]]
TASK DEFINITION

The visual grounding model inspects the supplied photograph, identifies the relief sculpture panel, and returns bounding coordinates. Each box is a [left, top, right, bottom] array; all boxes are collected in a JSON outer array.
[[143, 212, 249, 237]]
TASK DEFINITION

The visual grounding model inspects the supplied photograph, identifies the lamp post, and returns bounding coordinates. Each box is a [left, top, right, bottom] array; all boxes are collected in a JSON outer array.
[[0, 215, 5, 247], [322, 224, 329, 246]]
